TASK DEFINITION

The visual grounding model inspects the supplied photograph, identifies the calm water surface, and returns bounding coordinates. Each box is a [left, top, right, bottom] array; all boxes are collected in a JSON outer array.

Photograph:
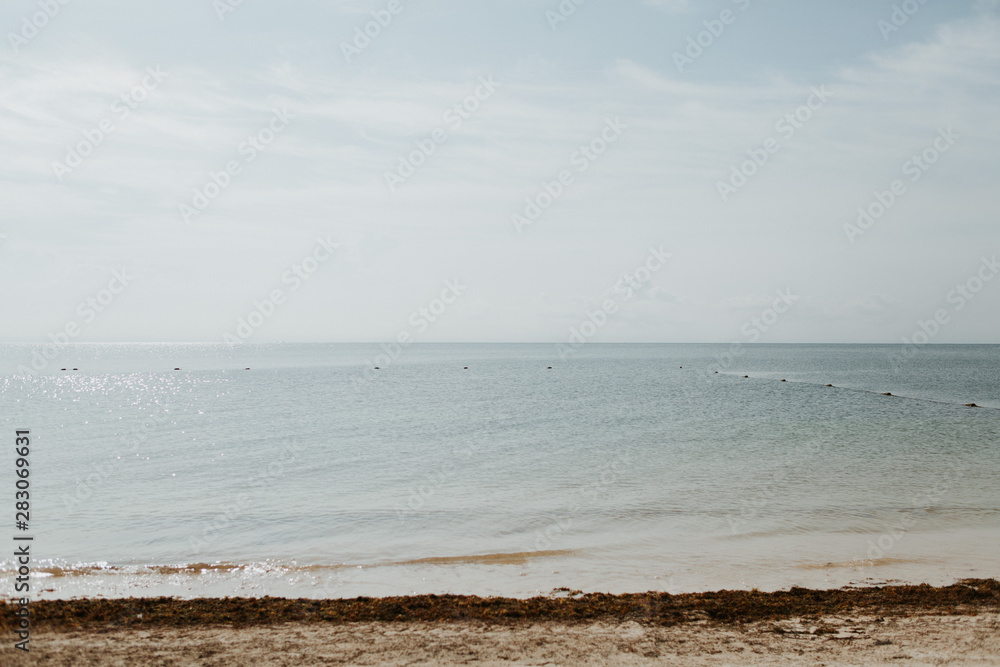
[[0, 343, 997, 599]]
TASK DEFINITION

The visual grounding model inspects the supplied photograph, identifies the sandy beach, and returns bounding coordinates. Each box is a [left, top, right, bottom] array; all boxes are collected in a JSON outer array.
[[4, 613, 998, 665], [2, 579, 997, 665]]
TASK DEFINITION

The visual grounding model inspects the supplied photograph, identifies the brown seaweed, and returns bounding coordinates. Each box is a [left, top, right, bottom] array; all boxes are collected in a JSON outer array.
[[2, 579, 997, 632]]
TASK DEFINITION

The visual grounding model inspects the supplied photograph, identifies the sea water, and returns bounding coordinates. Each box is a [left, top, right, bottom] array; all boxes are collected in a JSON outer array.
[[0, 343, 997, 599]]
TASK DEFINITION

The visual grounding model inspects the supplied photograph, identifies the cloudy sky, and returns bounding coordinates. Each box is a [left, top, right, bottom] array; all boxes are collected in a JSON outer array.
[[1, 0, 998, 344]]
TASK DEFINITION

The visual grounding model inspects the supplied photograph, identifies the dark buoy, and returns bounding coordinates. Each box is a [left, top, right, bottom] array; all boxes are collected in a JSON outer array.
[[245, 368, 250, 370], [463, 367, 468, 370], [374, 367, 380, 370], [679, 366, 683, 369], [714, 371, 718, 374]]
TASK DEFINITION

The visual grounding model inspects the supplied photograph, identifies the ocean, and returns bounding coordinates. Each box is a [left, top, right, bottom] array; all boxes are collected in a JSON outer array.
[[1, 343, 997, 600]]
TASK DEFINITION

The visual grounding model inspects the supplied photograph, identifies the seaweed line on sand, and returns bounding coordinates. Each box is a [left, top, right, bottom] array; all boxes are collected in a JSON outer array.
[[3, 578, 997, 632]]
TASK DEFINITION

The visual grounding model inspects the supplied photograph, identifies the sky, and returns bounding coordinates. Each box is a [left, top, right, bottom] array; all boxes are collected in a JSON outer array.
[[1, 0, 998, 344]]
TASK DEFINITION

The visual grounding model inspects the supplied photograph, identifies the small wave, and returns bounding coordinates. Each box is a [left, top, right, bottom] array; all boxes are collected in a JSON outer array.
[[0, 551, 576, 578], [797, 557, 918, 570], [389, 550, 575, 567], [2, 561, 308, 578]]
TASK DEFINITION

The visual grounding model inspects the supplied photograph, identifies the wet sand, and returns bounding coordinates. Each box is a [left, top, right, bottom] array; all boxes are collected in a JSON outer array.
[[2, 579, 997, 665]]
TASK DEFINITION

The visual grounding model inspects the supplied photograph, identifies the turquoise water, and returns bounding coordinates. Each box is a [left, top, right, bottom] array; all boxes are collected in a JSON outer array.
[[0, 343, 997, 599]]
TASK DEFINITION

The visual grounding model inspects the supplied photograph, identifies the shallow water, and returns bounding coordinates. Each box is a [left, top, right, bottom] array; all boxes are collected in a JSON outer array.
[[1, 343, 997, 599]]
